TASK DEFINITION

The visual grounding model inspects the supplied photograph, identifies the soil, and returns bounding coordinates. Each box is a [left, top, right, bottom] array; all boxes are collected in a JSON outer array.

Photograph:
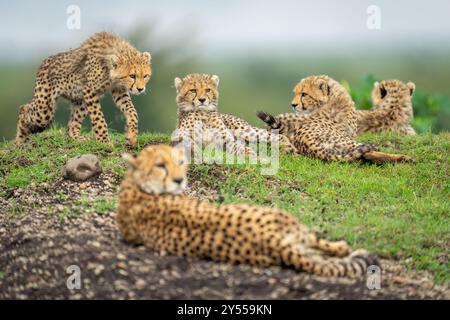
[[0, 170, 448, 300]]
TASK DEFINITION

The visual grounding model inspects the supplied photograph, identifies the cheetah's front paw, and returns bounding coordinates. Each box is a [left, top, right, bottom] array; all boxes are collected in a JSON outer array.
[[125, 133, 137, 149]]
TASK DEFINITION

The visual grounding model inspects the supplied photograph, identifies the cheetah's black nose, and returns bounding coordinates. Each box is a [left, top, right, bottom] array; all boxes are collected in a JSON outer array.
[[173, 178, 184, 185], [198, 98, 206, 103], [291, 103, 298, 108], [137, 88, 144, 92]]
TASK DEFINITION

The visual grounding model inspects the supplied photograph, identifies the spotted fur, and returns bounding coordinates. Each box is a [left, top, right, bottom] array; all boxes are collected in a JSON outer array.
[[258, 75, 377, 161], [357, 80, 416, 135], [172, 73, 296, 156], [117, 145, 380, 278], [15, 32, 152, 148]]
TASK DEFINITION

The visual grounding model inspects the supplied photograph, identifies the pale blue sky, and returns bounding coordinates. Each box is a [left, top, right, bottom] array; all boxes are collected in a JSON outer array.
[[1, 0, 449, 61]]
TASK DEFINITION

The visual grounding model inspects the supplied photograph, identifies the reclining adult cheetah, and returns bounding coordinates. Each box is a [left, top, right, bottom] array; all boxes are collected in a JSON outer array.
[[172, 73, 295, 156], [117, 144, 379, 278], [356, 80, 416, 135], [15, 32, 152, 148], [257, 75, 413, 163]]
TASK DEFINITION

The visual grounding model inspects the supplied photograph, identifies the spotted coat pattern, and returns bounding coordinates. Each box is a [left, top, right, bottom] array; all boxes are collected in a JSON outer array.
[[172, 73, 296, 156], [15, 32, 152, 148], [117, 145, 379, 278], [258, 75, 376, 161], [357, 80, 416, 135]]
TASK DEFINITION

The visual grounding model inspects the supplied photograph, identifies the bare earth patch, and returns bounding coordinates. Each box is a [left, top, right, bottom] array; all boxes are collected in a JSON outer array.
[[0, 172, 448, 300]]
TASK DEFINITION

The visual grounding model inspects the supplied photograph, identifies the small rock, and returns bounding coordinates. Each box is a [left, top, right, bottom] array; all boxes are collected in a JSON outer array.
[[62, 154, 102, 182], [117, 253, 126, 260], [135, 279, 146, 290], [79, 183, 88, 190]]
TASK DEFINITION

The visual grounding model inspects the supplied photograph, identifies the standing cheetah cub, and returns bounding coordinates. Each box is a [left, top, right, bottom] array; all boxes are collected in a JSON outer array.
[[172, 73, 296, 156], [15, 32, 152, 148], [117, 145, 379, 278], [357, 80, 416, 135], [257, 75, 413, 163]]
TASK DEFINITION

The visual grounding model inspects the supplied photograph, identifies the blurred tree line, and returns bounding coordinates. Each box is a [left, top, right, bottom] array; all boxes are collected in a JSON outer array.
[[0, 25, 449, 141]]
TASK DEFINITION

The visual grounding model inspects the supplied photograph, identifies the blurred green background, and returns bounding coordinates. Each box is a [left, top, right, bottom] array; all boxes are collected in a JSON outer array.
[[1, 1, 449, 141]]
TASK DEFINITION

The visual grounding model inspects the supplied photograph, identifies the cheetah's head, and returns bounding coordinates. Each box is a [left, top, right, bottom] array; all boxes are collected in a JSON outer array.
[[108, 51, 152, 95], [174, 73, 219, 113], [290, 75, 337, 114], [122, 145, 188, 195], [371, 80, 415, 108]]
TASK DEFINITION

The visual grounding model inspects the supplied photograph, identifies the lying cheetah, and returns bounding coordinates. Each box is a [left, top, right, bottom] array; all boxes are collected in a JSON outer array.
[[357, 80, 416, 135], [15, 32, 152, 148], [117, 145, 379, 278], [261, 79, 416, 137], [172, 73, 295, 156], [257, 75, 413, 163]]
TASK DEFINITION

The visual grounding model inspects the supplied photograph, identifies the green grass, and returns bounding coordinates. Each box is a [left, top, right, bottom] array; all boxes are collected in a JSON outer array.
[[0, 127, 449, 282]]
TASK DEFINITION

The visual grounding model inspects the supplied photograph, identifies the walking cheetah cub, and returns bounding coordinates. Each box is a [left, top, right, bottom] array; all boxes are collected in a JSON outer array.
[[172, 73, 295, 156], [117, 145, 379, 278], [356, 80, 416, 135], [15, 32, 152, 148], [257, 75, 413, 163]]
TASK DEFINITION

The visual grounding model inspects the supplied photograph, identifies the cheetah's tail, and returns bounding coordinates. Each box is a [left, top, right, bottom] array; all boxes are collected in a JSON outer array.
[[256, 111, 282, 130], [281, 245, 380, 278]]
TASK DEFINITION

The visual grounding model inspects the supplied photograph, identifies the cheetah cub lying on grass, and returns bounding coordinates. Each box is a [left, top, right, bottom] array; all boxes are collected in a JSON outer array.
[[172, 73, 295, 156], [257, 75, 413, 164], [117, 144, 379, 278], [356, 80, 416, 135], [259, 79, 416, 137], [15, 32, 152, 148]]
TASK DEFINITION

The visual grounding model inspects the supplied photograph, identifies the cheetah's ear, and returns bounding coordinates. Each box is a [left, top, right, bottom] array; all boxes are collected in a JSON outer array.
[[174, 77, 183, 92], [406, 82, 415, 96], [378, 83, 387, 99], [107, 54, 119, 69], [143, 52, 152, 63], [122, 153, 139, 168], [318, 79, 329, 96], [211, 75, 220, 87]]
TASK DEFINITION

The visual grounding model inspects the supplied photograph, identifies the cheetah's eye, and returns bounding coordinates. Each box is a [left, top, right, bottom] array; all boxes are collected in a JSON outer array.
[[144, 74, 150, 80], [301, 92, 307, 98], [189, 89, 197, 93], [156, 163, 166, 170], [130, 74, 136, 80], [205, 88, 211, 93]]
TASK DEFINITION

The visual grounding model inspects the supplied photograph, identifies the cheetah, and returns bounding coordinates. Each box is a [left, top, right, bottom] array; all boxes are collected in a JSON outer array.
[[356, 80, 416, 135], [257, 75, 413, 163], [172, 73, 296, 156], [15, 32, 152, 148], [260, 79, 416, 137], [117, 144, 379, 278]]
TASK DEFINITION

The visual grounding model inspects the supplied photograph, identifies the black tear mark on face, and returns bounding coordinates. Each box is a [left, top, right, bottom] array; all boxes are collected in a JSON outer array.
[[380, 86, 387, 99]]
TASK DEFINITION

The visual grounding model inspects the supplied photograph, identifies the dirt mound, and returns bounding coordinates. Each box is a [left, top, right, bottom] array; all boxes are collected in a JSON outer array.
[[0, 173, 448, 299]]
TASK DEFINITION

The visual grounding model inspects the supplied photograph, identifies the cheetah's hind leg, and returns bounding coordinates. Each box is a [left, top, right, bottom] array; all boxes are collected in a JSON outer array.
[[15, 99, 56, 146], [15, 103, 33, 146], [67, 101, 88, 141], [312, 238, 351, 258], [363, 151, 414, 164]]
